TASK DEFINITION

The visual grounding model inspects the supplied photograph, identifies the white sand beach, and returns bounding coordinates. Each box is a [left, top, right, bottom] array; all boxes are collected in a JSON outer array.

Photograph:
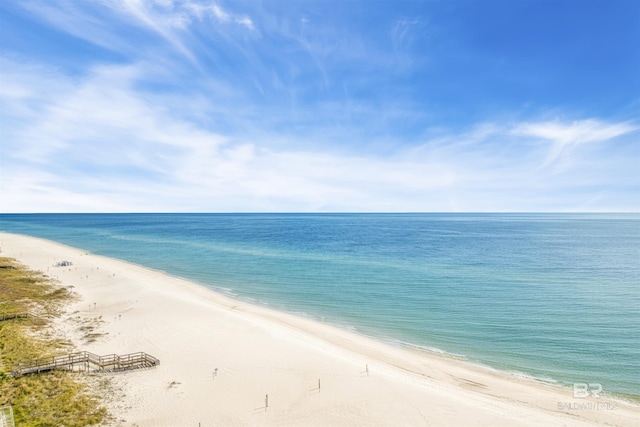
[[1, 231, 638, 426]]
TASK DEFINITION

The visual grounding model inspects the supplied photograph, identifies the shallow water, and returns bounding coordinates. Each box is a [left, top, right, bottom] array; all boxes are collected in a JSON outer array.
[[1, 213, 638, 398]]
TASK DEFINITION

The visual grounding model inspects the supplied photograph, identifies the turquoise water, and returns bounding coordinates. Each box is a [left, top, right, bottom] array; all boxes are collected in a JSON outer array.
[[1, 213, 638, 398]]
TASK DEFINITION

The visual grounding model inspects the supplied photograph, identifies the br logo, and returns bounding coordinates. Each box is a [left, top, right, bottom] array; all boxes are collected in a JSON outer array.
[[573, 383, 602, 398]]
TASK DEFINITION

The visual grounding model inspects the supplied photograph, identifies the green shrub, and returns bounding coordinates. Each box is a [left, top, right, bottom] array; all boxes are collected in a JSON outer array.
[[0, 257, 109, 426]]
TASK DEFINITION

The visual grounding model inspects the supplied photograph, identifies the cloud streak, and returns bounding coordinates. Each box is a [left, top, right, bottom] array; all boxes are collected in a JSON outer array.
[[512, 119, 638, 168], [2, 57, 637, 213]]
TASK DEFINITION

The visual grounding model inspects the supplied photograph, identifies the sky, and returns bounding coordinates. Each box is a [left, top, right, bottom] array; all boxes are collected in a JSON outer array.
[[0, 0, 639, 212]]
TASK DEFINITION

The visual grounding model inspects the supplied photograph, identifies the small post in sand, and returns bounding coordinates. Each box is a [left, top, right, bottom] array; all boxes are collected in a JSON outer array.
[[265, 394, 268, 412], [366, 364, 369, 376], [318, 378, 321, 391]]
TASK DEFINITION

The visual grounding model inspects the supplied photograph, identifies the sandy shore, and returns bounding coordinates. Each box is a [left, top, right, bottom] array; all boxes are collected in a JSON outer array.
[[1, 232, 638, 426]]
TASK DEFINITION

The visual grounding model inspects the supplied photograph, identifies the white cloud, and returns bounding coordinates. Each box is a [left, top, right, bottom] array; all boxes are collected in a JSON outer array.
[[210, 3, 230, 21], [235, 16, 254, 30], [20, 1, 135, 56], [19, 0, 255, 66], [1, 54, 638, 212], [511, 119, 638, 168], [1, 57, 464, 212]]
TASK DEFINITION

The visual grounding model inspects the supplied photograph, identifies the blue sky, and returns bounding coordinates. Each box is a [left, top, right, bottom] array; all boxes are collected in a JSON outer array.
[[1, 0, 638, 212]]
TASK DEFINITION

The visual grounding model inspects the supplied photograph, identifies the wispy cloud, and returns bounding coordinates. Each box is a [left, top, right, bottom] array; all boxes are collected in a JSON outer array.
[[20, 0, 255, 65], [2, 55, 637, 212], [19, 1, 136, 56], [1, 1, 638, 212], [512, 119, 638, 168], [121, 0, 256, 31]]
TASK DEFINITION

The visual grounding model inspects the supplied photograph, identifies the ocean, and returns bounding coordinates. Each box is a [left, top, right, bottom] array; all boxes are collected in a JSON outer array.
[[1, 213, 638, 399]]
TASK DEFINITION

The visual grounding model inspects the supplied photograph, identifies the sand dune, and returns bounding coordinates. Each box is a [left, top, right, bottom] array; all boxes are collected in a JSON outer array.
[[1, 232, 638, 426]]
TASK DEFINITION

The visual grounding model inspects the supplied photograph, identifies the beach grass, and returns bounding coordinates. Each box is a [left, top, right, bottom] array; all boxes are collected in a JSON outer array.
[[0, 257, 108, 426]]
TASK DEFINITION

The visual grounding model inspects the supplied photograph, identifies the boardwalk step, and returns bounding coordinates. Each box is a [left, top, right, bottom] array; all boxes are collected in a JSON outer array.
[[0, 312, 39, 322], [12, 351, 159, 378]]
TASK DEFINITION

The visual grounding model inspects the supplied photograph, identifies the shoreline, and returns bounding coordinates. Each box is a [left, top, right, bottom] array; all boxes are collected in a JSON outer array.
[[1, 231, 638, 426]]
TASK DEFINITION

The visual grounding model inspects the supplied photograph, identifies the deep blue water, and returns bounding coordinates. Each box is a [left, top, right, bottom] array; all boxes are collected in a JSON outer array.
[[1, 213, 638, 398]]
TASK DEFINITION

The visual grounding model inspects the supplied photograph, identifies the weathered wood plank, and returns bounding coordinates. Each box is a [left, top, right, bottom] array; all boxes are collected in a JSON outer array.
[[0, 312, 40, 322], [12, 351, 159, 377]]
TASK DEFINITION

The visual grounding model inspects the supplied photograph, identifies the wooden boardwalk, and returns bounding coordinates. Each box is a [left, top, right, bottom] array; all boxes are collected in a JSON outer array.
[[12, 351, 160, 378], [2, 313, 159, 377], [0, 312, 38, 322]]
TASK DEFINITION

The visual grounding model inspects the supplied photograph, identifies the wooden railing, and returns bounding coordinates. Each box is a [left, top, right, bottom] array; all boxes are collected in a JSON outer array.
[[12, 351, 159, 378], [0, 312, 39, 322]]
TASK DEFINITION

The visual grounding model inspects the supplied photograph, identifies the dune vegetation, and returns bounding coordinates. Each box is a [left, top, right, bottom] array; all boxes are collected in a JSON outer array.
[[0, 257, 108, 426]]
